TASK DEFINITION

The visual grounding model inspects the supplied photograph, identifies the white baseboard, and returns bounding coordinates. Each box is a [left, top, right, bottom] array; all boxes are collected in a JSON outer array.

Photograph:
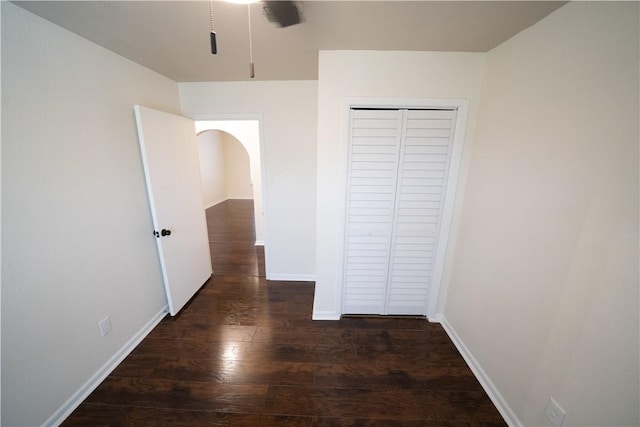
[[438, 316, 521, 427], [427, 312, 444, 323], [254, 240, 264, 246], [43, 306, 169, 427], [227, 197, 254, 200], [312, 310, 341, 321], [266, 274, 316, 282]]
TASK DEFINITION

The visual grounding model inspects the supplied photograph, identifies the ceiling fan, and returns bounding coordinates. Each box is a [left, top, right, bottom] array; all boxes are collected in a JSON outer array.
[[262, 1, 303, 27], [209, 0, 303, 78]]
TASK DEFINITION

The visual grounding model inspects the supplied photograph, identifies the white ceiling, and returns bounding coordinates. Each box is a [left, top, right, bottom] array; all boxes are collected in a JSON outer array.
[[13, 1, 566, 82]]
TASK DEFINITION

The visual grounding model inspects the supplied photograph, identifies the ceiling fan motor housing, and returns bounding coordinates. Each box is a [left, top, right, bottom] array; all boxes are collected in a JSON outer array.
[[263, 1, 303, 27]]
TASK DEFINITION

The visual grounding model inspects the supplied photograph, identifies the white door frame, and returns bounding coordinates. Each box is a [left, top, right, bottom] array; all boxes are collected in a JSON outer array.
[[185, 113, 270, 273], [337, 97, 469, 320]]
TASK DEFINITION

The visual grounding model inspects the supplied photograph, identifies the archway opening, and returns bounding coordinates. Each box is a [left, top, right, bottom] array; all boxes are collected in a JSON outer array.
[[197, 129, 253, 208], [195, 120, 263, 246]]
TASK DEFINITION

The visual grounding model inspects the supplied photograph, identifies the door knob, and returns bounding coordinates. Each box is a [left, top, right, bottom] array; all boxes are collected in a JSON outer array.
[[161, 229, 172, 237]]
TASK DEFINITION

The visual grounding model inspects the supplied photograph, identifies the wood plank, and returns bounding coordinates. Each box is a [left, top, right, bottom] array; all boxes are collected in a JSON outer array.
[[61, 199, 505, 426]]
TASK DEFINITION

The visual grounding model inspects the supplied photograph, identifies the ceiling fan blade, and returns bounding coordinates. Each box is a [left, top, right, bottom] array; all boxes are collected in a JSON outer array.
[[264, 1, 301, 27]]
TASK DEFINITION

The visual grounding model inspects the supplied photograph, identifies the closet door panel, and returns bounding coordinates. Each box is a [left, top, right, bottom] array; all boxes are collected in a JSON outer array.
[[343, 110, 403, 315], [385, 110, 457, 315], [343, 108, 458, 316]]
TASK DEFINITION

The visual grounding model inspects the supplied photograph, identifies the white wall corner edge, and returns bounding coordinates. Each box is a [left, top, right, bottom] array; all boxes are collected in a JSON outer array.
[[267, 274, 316, 282], [42, 306, 169, 427], [439, 316, 521, 427], [312, 310, 341, 321]]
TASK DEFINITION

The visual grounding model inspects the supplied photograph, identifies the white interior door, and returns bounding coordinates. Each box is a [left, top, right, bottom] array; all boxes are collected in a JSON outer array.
[[134, 105, 212, 316]]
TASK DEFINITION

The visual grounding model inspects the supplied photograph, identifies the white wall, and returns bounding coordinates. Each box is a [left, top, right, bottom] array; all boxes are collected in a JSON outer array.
[[443, 2, 639, 426], [223, 133, 253, 200], [1, 3, 180, 425], [198, 131, 227, 207], [313, 50, 485, 319], [181, 82, 318, 280], [198, 130, 253, 208]]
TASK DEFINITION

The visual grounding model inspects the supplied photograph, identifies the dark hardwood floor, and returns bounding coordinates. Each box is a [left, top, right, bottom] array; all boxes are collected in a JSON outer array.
[[63, 199, 506, 426]]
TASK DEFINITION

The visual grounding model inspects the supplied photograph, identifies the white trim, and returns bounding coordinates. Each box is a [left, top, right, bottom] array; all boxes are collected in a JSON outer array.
[[427, 312, 444, 323], [185, 113, 270, 280], [426, 100, 469, 318], [257, 118, 272, 280], [438, 316, 520, 427], [204, 197, 228, 209], [188, 113, 262, 122], [337, 97, 470, 319], [43, 306, 169, 427], [267, 274, 316, 282], [254, 240, 265, 246], [312, 310, 341, 321], [344, 96, 469, 111], [227, 197, 254, 200]]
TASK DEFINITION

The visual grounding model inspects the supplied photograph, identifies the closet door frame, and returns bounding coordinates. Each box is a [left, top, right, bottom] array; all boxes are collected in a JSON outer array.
[[337, 97, 469, 320]]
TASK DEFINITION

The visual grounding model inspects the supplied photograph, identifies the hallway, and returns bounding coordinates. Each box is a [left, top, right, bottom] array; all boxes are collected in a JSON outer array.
[[63, 199, 505, 426], [206, 199, 265, 278]]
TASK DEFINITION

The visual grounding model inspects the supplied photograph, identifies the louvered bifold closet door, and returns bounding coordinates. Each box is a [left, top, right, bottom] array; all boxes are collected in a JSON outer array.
[[342, 109, 403, 314], [385, 109, 457, 315]]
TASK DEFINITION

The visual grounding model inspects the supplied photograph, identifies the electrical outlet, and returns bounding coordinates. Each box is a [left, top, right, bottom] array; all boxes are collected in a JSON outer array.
[[98, 317, 113, 337], [544, 397, 566, 427]]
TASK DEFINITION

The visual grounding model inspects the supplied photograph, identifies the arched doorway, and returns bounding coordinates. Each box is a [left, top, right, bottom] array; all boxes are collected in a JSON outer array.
[[197, 130, 253, 208], [195, 120, 264, 246]]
